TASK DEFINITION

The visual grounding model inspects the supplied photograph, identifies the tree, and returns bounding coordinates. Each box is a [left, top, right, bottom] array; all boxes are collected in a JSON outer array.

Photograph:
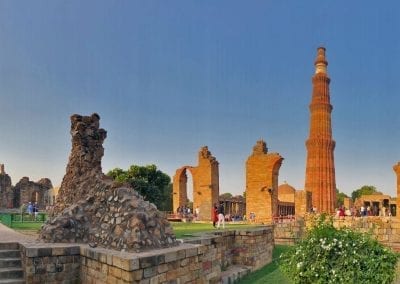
[[220, 193, 233, 199], [336, 188, 349, 206], [351, 185, 378, 202], [107, 164, 172, 211]]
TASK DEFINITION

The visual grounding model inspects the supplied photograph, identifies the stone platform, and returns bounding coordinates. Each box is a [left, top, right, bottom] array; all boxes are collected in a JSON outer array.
[[1, 226, 274, 283]]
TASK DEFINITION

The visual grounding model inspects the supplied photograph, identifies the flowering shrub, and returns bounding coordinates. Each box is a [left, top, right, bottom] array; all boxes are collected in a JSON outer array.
[[280, 214, 399, 283]]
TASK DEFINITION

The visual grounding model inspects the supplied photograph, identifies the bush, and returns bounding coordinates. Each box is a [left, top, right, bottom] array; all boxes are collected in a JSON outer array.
[[280, 214, 399, 283]]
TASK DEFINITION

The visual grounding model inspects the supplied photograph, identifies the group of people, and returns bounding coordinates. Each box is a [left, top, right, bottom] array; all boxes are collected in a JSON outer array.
[[26, 202, 39, 220], [176, 205, 201, 221], [336, 205, 393, 218]]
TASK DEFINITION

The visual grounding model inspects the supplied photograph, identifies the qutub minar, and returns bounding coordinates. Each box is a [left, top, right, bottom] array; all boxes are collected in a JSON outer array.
[[304, 47, 337, 213]]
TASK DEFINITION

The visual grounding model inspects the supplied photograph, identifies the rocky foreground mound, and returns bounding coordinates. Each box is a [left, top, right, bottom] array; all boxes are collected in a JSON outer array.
[[39, 113, 176, 251]]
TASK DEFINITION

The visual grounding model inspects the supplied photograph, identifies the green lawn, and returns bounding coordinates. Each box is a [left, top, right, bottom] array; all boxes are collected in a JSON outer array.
[[10, 222, 44, 231], [171, 222, 260, 238], [238, 245, 292, 284]]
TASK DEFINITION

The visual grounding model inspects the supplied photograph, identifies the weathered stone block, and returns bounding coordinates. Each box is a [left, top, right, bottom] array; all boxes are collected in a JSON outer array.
[[143, 266, 157, 278]]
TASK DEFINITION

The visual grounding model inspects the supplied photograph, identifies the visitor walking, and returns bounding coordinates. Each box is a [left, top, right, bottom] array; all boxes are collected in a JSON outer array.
[[195, 207, 200, 221], [217, 203, 225, 229], [27, 202, 33, 219], [212, 204, 218, 228], [33, 203, 39, 220]]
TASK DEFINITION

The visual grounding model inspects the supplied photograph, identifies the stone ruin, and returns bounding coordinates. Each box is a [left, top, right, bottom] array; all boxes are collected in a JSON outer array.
[[39, 113, 177, 251], [173, 146, 219, 221], [0, 164, 53, 209]]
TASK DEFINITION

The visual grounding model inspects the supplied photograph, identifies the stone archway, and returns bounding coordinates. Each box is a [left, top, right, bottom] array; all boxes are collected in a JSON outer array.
[[246, 140, 284, 223], [173, 146, 219, 221]]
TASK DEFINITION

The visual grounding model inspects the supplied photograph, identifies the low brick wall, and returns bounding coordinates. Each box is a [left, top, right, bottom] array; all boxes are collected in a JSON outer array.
[[274, 216, 400, 247], [19, 227, 273, 283], [20, 243, 81, 283], [274, 219, 305, 245], [331, 216, 400, 244]]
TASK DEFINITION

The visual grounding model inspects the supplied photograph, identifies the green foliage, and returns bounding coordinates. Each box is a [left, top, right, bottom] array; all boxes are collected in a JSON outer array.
[[107, 164, 172, 211], [220, 192, 233, 199], [280, 215, 399, 284], [351, 185, 378, 201], [336, 188, 349, 206]]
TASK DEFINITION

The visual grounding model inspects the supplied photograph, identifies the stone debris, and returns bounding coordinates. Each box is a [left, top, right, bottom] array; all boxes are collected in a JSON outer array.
[[39, 113, 177, 252]]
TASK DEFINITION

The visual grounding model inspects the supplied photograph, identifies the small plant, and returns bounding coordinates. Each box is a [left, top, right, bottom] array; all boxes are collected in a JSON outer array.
[[280, 214, 399, 284]]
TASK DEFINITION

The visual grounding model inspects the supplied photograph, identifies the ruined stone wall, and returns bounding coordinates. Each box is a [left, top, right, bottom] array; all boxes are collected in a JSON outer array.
[[295, 190, 312, 217], [53, 113, 107, 214], [0, 164, 52, 209], [40, 113, 176, 252], [0, 169, 12, 208], [173, 146, 219, 221], [14, 177, 53, 208], [246, 140, 283, 223]]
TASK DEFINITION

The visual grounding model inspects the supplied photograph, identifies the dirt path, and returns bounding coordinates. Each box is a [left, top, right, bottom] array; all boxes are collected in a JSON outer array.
[[0, 222, 38, 243]]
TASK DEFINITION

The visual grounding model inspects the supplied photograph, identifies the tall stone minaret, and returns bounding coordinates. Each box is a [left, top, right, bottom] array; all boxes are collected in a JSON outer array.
[[304, 47, 336, 213]]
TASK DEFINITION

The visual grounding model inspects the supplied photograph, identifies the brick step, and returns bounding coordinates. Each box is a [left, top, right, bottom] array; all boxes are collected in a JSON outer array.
[[0, 258, 21, 269], [0, 244, 19, 251], [0, 279, 25, 284], [0, 251, 20, 259], [220, 265, 251, 284], [0, 267, 23, 280]]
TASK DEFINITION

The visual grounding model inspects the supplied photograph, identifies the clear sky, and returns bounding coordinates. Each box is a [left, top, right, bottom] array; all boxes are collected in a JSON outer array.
[[0, 1, 399, 198]]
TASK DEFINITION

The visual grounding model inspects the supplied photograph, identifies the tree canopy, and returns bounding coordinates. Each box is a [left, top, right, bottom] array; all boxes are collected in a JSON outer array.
[[351, 185, 378, 201], [220, 193, 233, 199], [336, 188, 349, 206], [107, 164, 172, 211]]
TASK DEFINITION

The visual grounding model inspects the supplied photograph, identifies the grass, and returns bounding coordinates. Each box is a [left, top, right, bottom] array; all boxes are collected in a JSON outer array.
[[5, 219, 258, 238], [238, 245, 292, 284], [171, 222, 260, 238], [10, 222, 43, 231]]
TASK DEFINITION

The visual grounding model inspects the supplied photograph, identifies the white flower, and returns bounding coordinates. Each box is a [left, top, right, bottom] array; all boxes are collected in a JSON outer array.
[[297, 262, 303, 269]]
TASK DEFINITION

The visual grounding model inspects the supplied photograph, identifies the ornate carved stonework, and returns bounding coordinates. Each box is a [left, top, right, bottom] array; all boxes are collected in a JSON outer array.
[[304, 47, 336, 213]]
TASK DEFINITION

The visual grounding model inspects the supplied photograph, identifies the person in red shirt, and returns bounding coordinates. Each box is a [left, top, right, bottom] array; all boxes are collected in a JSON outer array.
[[212, 203, 218, 228]]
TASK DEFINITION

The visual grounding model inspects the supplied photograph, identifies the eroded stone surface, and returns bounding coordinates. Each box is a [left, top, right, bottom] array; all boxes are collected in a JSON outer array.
[[39, 113, 176, 251]]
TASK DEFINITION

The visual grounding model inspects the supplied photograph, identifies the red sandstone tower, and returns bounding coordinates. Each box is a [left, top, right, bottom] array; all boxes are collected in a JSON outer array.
[[304, 47, 336, 213]]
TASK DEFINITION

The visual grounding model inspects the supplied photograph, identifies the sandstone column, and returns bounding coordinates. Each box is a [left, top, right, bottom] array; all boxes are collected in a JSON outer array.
[[304, 47, 337, 213]]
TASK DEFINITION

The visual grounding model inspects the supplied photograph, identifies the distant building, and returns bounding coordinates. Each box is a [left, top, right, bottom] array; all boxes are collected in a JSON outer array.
[[218, 195, 245, 219], [354, 193, 396, 216]]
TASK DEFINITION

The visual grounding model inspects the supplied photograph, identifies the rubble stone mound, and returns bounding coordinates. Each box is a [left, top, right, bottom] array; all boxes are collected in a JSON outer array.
[[39, 113, 176, 251]]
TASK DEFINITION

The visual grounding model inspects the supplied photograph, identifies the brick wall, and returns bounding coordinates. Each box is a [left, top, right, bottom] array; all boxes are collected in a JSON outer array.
[[274, 216, 400, 247], [20, 243, 81, 283]]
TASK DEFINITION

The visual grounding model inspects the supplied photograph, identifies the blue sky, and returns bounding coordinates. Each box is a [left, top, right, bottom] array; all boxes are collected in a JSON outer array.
[[0, 1, 399, 197]]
